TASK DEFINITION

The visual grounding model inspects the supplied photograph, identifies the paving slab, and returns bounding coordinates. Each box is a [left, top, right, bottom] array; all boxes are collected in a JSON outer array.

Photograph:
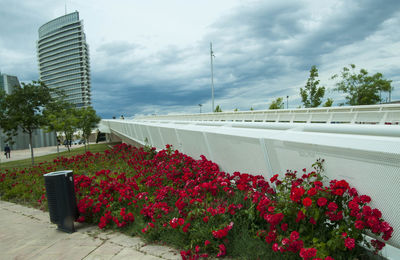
[[0, 200, 181, 260]]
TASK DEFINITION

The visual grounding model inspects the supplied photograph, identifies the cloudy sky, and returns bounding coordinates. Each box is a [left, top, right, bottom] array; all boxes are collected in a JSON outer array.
[[1, 0, 399, 118]]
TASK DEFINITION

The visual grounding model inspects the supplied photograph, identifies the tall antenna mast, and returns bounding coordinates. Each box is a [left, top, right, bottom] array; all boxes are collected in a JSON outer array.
[[210, 42, 215, 112], [65, 0, 67, 15]]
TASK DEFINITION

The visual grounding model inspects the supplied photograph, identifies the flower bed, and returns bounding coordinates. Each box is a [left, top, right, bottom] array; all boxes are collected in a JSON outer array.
[[0, 143, 393, 259]]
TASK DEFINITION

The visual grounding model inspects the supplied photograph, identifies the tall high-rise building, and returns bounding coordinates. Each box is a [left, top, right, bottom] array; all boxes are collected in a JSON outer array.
[[37, 11, 91, 107], [0, 72, 20, 94]]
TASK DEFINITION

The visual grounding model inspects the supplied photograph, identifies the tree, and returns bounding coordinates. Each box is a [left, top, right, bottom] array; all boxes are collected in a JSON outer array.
[[2, 81, 53, 165], [269, 97, 284, 109], [43, 98, 74, 154], [300, 66, 326, 108], [76, 107, 101, 151], [323, 98, 334, 107], [0, 90, 6, 126], [214, 105, 222, 112], [331, 64, 393, 105]]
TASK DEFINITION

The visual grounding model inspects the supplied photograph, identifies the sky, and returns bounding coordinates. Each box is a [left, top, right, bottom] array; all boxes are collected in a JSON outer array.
[[1, 0, 400, 118]]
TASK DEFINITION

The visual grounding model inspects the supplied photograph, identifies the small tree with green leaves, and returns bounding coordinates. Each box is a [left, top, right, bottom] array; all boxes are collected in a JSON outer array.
[[331, 64, 393, 105], [214, 105, 222, 112], [43, 98, 75, 154], [323, 98, 334, 107], [300, 65, 326, 108], [269, 97, 284, 109], [76, 107, 101, 151], [2, 81, 53, 165]]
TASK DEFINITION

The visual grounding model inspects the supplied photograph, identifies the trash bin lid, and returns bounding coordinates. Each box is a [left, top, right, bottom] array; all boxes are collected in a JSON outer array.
[[44, 170, 73, 177]]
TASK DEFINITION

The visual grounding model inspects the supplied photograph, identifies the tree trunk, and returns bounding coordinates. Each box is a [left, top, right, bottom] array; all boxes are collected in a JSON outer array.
[[55, 132, 59, 155], [29, 131, 34, 165]]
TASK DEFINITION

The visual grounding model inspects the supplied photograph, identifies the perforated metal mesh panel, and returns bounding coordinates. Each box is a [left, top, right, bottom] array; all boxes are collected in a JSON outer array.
[[103, 119, 400, 253]]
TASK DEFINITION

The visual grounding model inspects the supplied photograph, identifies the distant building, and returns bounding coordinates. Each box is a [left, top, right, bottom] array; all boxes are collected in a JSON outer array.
[[0, 72, 20, 94], [37, 11, 91, 107]]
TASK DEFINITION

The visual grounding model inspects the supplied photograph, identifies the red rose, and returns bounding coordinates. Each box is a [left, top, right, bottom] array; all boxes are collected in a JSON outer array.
[[302, 197, 312, 207], [327, 202, 338, 212], [355, 220, 364, 230], [307, 187, 317, 196], [290, 231, 299, 241], [345, 237, 355, 250], [281, 223, 288, 231], [317, 197, 327, 207]]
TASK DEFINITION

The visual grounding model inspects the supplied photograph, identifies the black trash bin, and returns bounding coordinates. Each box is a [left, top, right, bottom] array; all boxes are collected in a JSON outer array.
[[44, 170, 79, 233]]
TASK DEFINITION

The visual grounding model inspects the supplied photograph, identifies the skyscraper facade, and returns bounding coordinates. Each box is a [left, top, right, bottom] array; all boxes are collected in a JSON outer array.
[[37, 11, 91, 107], [0, 72, 20, 94]]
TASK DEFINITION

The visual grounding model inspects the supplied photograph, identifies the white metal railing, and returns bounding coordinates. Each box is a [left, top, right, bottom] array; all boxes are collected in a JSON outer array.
[[136, 104, 400, 125]]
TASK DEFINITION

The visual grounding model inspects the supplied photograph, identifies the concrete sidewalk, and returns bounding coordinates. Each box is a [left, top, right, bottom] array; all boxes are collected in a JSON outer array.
[[0, 200, 181, 260], [0, 144, 86, 163]]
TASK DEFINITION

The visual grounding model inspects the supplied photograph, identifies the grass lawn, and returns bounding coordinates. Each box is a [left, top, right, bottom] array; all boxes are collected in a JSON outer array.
[[0, 142, 120, 170]]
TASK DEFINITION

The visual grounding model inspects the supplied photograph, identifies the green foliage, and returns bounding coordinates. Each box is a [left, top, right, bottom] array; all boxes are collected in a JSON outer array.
[[269, 97, 284, 109], [1, 81, 53, 165], [250, 107, 254, 111], [214, 105, 222, 112], [76, 107, 101, 149], [300, 66, 326, 108], [331, 64, 393, 105], [323, 98, 334, 107]]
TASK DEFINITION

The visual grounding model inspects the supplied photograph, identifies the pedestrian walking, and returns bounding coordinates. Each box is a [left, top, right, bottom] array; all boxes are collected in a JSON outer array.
[[4, 144, 11, 159]]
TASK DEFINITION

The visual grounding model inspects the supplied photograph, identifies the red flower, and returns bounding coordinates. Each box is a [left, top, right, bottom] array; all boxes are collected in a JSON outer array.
[[344, 237, 355, 250], [371, 239, 385, 251], [169, 218, 178, 229], [317, 197, 327, 207], [217, 244, 226, 257], [327, 202, 338, 212], [270, 174, 279, 183], [204, 240, 211, 246], [307, 187, 317, 196], [302, 197, 312, 207], [178, 218, 185, 226], [290, 231, 299, 241], [360, 195, 371, 203], [299, 247, 317, 259], [355, 220, 364, 230], [290, 187, 305, 202], [281, 223, 288, 231], [296, 210, 306, 223], [203, 216, 209, 223]]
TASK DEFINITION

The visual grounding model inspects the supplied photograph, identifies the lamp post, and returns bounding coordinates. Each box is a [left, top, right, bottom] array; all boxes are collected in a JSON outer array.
[[286, 96, 289, 109], [210, 42, 215, 112], [198, 104, 202, 113]]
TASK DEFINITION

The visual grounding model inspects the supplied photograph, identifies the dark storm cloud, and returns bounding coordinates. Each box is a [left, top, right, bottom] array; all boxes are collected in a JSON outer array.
[[0, 1, 61, 80], [1, 0, 399, 118]]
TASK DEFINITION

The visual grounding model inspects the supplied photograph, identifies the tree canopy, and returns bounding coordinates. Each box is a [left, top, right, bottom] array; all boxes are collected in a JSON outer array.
[[214, 105, 222, 112], [76, 107, 101, 150], [300, 65, 326, 108], [1, 81, 53, 164], [332, 64, 393, 105], [269, 97, 284, 109]]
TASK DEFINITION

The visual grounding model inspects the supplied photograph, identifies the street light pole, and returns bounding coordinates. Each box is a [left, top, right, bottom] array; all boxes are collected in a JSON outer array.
[[198, 104, 202, 113], [210, 42, 215, 112], [286, 96, 289, 109]]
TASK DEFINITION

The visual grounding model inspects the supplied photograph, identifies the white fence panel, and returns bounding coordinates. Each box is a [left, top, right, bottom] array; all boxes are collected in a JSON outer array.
[[101, 118, 400, 258]]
